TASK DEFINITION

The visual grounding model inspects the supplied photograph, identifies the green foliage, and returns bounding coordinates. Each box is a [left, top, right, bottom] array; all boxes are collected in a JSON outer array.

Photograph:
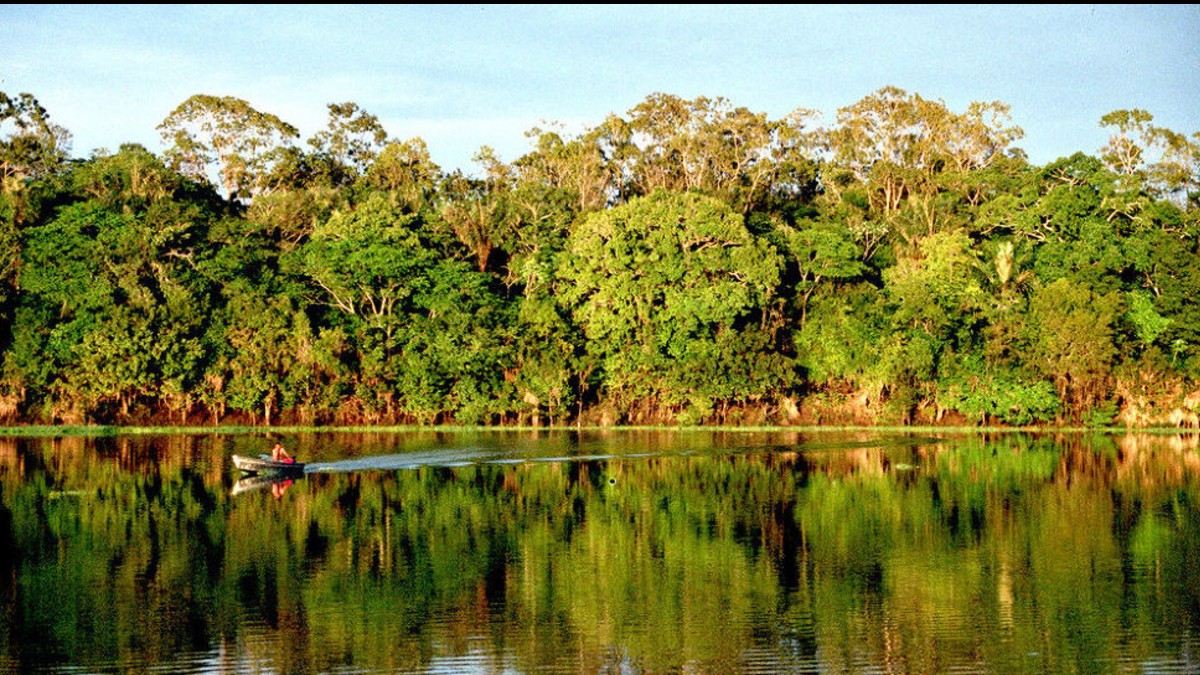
[[1026, 279, 1123, 416], [307, 101, 389, 181], [9, 147, 220, 420], [219, 292, 309, 421], [2, 300, 59, 392], [1125, 290, 1171, 348], [559, 190, 787, 417], [69, 144, 191, 211], [885, 229, 985, 332], [1032, 220, 1127, 294], [283, 193, 517, 422], [158, 93, 299, 200], [361, 138, 442, 209], [776, 217, 865, 322], [19, 203, 119, 312], [510, 280, 584, 425], [389, 259, 514, 424], [1083, 398, 1119, 427], [294, 195, 435, 326], [794, 283, 889, 388], [1130, 230, 1200, 353], [937, 359, 1061, 426], [784, 219, 865, 281], [1, 90, 71, 188], [65, 308, 162, 414], [1, 89, 1198, 426]]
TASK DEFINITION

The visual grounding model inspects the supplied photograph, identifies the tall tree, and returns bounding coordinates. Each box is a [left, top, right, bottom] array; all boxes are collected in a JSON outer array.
[[618, 93, 821, 213], [1, 90, 71, 235], [515, 124, 614, 213], [437, 150, 518, 273], [826, 87, 1023, 238], [1099, 109, 1156, 177], [158, 94, 299, 201], [6, 146, 219, 421], [1100, 109, 1199, 210], [0, 90, 71, 189], [308, 101, 389, 183], [363, 138, 443, 210], [294, 195, 435, 340]]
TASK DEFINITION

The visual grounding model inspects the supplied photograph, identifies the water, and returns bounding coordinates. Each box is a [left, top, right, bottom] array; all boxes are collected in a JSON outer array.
[[0, 429, 1197, 674]]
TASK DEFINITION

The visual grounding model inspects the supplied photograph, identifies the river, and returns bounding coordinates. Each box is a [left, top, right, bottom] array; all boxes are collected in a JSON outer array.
[[0, 429, 1196, 673]]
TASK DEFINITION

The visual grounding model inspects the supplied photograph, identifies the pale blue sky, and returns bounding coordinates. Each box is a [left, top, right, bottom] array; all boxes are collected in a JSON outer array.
[[3, 4, 1198, 175]]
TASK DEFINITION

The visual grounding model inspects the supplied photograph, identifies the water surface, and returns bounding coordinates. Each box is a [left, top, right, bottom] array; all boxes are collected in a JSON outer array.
[[0, 429, 1196, 673]]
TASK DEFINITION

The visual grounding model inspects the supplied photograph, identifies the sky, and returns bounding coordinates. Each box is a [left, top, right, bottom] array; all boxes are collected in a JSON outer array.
[[2, 4, 1198, 175]]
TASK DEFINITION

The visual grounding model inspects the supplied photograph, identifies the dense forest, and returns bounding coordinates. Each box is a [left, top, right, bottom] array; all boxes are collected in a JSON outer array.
[[0, 88, 1197, 428]]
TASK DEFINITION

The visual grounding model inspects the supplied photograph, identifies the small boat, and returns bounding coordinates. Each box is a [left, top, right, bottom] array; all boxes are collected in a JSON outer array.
[[233, 454, 306, 475]]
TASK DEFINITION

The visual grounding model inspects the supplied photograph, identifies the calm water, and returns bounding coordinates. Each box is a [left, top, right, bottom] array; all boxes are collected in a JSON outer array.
[[0, 429, 1197, 674]]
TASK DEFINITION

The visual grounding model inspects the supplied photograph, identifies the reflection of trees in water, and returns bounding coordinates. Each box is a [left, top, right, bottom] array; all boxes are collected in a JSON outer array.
[[0, 432, 1196, 672], [0, 437, 23, 476], [1116, 432, 1200, 488]]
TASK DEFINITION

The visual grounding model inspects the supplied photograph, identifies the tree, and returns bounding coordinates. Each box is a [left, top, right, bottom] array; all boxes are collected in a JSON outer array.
[[1100, 109, 1200, 210], [1125, 226, 1200, 367], [515, 124, 615, 213], [1, 91, 71, 232], [294, 195, 435, 340], [158, 94, 299, 201], [292, 194, 513, 423], [219, 292, 312, 425], [777, 218, 865, 324], [64, 307, 169, 418], [1026, 278, 1122, 417], [247, 106, 392, 247], [8, 147, 220, 422], [388, 259, 514, 424], [826, 87, 1023, 239], [437, 156, 516, 274], [1099, 109, 1156, 177], [308, 101, 389, 183], [793, 282, 891, 399], [363, 138, 442, 210], [1149, 128, 1200, 211], [558, 190, 787, 420], [0, 212, 17, 334], [884, 229, 985, 334], [616, 93, 822, 214], [1, 90, 71, 189]]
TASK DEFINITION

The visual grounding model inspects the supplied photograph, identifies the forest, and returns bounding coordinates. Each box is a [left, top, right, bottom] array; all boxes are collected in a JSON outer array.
[[0, 88, 1197, 428]]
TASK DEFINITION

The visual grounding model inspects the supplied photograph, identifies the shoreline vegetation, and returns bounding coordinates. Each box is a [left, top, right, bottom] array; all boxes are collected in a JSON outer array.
[[0, 424, 1196, 438], [1, 89, 1198, 431]]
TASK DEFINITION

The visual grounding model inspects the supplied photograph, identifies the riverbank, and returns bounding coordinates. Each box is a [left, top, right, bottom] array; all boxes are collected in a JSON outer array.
[[1, 423, 1197, 437]]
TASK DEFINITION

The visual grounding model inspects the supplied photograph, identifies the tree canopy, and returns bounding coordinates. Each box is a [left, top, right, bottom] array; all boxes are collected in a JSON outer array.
[[0, 87, 1197, 428]]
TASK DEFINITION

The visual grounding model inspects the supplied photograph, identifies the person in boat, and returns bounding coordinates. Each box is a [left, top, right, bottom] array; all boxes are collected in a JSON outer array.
[[271, 442, 295, 464]]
